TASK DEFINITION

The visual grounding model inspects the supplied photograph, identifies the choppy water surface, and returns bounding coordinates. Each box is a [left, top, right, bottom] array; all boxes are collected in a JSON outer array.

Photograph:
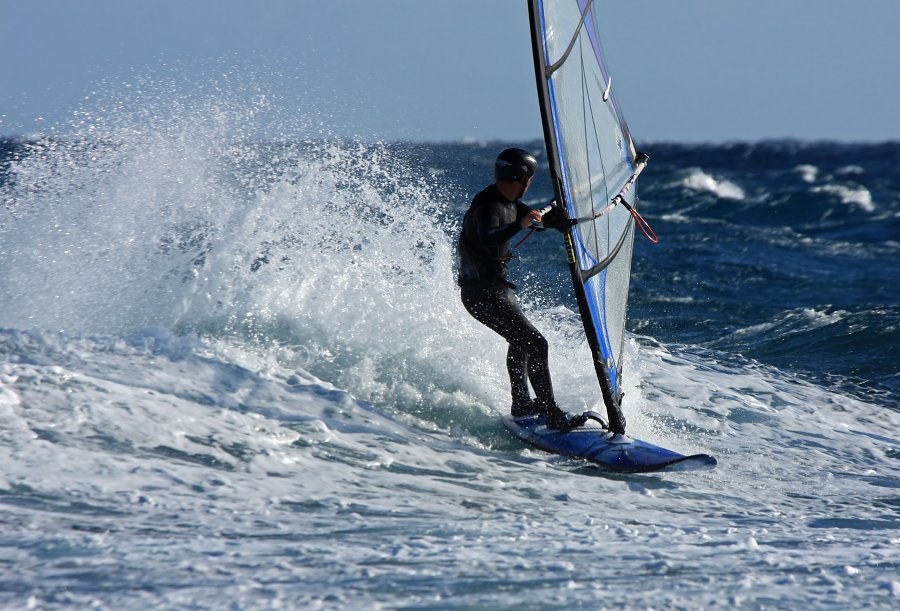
[[1, 85, 898, 608]]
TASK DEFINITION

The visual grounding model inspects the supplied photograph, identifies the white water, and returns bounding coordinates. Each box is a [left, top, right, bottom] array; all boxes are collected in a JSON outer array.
[[1, 90, 899, 609], [681, 168, 746, 201], [3, 327, 898, 608]]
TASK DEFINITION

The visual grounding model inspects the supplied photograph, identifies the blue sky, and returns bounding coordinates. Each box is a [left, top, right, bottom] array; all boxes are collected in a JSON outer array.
[[3, 0, 899, 143]]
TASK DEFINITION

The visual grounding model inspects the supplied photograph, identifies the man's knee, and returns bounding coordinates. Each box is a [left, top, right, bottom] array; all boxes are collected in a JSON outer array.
[[507, 343, 527, 364]]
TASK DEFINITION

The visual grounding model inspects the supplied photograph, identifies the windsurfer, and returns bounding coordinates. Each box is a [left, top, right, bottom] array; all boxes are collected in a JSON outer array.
[[457, 147, 586, 432]]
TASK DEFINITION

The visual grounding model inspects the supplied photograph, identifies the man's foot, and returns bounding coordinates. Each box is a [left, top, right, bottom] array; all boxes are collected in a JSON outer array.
[[544, 411, 587, 433], [511, 398, 540, 417], [539, 401, 588, 433]]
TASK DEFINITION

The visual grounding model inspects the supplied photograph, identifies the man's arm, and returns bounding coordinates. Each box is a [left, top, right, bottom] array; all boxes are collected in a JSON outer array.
[[473, 202, 528, 246]]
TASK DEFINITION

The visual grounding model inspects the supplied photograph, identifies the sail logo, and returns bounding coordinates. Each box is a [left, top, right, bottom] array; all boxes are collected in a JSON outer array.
[[564, 233, 577, 265]]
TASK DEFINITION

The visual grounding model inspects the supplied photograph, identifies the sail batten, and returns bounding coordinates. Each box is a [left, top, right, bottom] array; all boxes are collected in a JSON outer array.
[[545, 0, 594, 77], [529, 0, 645, 433]]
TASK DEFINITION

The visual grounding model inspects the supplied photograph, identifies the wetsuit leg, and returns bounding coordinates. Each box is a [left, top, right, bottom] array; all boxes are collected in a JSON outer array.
[[505, 343, 532, 408], [461, 286, 554, 407]]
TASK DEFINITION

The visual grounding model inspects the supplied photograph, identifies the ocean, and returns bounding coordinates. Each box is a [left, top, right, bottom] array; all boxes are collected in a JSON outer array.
[[1, 105, 898, 608]]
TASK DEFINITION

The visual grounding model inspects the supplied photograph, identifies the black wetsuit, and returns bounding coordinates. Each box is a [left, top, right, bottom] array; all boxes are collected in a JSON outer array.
[[457, 184, 556, 414]]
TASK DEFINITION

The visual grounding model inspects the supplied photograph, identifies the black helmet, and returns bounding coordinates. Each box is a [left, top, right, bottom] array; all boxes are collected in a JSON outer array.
[[494, 148, 538, 182]]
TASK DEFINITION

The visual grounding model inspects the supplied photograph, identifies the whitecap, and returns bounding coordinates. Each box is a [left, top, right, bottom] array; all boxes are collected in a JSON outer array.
[[836, 165, 865, 176], [798, 306, 849, 327], [811, 184, 875, 212], [793, 164, 819, 183], [682, 169, 745, 200]]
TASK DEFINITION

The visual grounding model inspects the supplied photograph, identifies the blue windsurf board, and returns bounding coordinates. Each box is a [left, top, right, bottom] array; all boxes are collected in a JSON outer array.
[[502, 412, 717, 473]]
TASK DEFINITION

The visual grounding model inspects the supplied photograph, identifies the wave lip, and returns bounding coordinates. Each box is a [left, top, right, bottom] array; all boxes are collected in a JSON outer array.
[[811, 183, 875, 212], [681, 168, 746, 200]]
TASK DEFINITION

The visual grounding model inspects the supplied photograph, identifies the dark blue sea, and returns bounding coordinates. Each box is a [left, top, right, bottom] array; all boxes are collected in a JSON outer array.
[[1, 117, 898, 608]]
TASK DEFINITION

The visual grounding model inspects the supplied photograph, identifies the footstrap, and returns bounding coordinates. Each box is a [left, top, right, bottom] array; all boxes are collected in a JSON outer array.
[[545, 411, 607, 433], [581, 411, 609, 429]]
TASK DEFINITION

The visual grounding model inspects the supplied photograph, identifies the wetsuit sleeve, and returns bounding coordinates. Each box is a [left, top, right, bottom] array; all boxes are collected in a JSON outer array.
[[515, 200, 533, 219], [471, 201, 522, 246]]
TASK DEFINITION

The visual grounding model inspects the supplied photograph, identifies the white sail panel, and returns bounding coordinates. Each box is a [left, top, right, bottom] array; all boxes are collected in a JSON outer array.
[[531, 0, 642, 422]]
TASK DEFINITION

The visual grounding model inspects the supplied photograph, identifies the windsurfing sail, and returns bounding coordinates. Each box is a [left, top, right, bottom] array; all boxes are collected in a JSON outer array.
[[528, 0, 649, 434]]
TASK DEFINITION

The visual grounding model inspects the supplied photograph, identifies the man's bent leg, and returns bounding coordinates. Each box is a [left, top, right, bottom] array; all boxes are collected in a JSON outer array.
[[462, 286, 556, 410]]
